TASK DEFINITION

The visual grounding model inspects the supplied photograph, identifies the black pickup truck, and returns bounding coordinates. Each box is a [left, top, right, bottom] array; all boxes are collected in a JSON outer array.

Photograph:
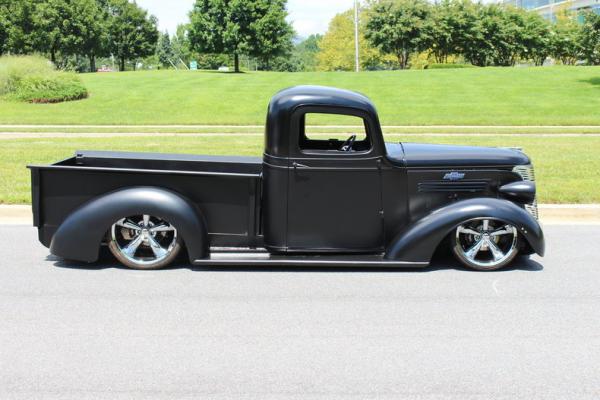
[[29, 86, 544, 271]]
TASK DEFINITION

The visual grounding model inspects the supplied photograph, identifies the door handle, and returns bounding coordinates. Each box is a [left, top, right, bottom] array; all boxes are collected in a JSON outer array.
[[293, 162, 309, 169]]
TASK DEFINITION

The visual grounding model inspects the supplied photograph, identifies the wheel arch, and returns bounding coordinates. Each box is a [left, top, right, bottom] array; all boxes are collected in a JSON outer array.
[[385, 198, 545, 264], [50, 187, 208, 263]]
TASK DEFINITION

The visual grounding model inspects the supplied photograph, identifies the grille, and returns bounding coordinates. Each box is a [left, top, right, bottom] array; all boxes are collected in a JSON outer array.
[[418, 180, 488, 193], [512, 164, 539, 220], [513, 165, 536, 181]]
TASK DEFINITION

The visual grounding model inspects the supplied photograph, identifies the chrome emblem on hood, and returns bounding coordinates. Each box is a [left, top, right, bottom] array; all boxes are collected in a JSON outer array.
[[443, 171, 466, 181]]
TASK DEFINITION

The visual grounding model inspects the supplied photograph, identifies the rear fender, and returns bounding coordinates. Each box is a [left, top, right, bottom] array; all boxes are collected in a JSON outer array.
[[385, 198, 545, 263], [50, 187, 208, 263]]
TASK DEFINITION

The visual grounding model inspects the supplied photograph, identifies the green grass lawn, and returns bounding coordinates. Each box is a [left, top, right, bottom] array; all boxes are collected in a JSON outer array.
[[2, 134, 599, 204], [0, 67, 600, 126]]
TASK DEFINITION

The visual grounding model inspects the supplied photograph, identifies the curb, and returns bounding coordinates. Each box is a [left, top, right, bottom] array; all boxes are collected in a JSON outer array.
[[538, 204, 600, 225], [2, 204, 599, 225], [0, 205, 32, 225]]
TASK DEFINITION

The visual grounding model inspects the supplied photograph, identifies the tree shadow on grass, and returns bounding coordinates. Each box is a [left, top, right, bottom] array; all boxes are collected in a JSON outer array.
[[581, 77, 600, 86], [195, 70, 246, 74], [51, 249, 543, 274]]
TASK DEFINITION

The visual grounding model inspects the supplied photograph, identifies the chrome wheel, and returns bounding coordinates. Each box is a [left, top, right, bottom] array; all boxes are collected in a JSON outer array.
[[108, 214, 181, 270], [452, 218, 519, 271]]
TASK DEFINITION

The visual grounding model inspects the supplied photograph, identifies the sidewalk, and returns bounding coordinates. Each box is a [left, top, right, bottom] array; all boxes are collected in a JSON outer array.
[[2, 204, 599, 225]]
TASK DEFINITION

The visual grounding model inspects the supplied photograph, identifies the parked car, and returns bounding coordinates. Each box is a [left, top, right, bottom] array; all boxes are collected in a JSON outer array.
[[28, 86, 544, 271]]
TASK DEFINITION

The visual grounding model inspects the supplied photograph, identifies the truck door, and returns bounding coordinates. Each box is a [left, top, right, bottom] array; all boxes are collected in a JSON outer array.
[[286, 110, 384, 252]]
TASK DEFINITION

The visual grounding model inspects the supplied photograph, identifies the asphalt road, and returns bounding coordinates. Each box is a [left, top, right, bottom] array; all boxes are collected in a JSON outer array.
[[1, 224, 599, 400]]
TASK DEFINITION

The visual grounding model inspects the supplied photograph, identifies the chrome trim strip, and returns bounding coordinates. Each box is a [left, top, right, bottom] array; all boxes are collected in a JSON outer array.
[[26, 164, 261, 179], [194, 254, 429, 267], [264, 153, 383, 161], [512, 164, 539, 219], [263, 161, 379, 172]]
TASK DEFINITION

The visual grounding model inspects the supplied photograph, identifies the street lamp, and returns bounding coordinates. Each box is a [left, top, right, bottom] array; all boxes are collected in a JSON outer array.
[[354, 0, 360, 72]]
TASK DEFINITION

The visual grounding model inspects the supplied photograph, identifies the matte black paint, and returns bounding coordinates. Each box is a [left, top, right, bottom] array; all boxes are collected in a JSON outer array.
[[385, 198, 545, 263], [265, 86, 384, 159], [392, 143, 531, 167], [30, 154, 262, 252], [50, 187, 208, 263], [498, 181, 537, 203], [29, 85, 545, 266]]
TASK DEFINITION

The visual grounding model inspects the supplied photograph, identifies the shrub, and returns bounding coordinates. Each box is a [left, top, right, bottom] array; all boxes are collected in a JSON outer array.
[[0, 55, 54, 94], [0, 55, 88, 103], [425, 63, 476, 69], [9, 73, 88, 103]]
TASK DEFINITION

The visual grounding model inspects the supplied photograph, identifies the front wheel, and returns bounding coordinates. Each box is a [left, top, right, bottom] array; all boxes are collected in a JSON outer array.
[[451, 218, 519, 271], [107, 214, 182, 270]]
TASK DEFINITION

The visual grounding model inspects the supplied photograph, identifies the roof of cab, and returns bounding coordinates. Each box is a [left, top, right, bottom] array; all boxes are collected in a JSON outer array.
[[269, 85, 376, 115], [264, 86, 379, 158]]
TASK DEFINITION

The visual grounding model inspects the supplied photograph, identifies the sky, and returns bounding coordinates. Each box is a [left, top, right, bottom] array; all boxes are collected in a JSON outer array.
[[135, 0, 356, 38]]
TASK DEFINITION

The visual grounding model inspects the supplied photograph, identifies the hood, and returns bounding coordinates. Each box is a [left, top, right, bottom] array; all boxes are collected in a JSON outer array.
[[386, 142, 530, 168]]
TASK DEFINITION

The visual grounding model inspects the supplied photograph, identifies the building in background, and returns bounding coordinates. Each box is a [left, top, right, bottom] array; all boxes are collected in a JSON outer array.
[[502, 0, 600, 20]]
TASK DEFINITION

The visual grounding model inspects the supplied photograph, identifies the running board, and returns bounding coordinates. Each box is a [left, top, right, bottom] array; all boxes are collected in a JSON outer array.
[[193, 252, 429, 267]]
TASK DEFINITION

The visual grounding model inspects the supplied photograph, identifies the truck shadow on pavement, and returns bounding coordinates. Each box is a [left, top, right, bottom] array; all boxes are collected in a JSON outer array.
[[50, 252, 544, 273]]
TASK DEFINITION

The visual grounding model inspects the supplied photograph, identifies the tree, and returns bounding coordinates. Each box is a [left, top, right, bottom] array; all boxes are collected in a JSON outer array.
[[258, 35, 322, 72], [0, 0, 39, 55], [425, 0, 477, 63], [365, 0, 431, 69], [0, 15, 6, 55], [32, 0, 78, 64], [171, 24, 193, 65], [67, 0, 108, 72], [188, 0, 228, 66], [1, 0, 106, 70], [579, 11, 600, 65], [188, 0, 239, 71], [458, 4, 551, 67], [550, 11, 581, 65], [157, 31, 174, 67], [0, 1, 7, 55], [293, 34, 322, 71], [188, 0, 294, 72], [30, 0, 108, 68], [106, 0, 159, 72], [519, 10, 552, 66], [317, 11, 358, 71], [462, 4, 520, 67], [318, 9, 394, 71], [247, 0, 294, 70]]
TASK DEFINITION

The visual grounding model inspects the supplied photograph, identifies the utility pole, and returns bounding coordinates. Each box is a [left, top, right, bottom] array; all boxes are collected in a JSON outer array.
[[354, 0, 360, 72]]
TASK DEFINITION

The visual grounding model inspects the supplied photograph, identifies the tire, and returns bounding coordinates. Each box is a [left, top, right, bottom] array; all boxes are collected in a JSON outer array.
[[451, 218, 519, 271], [107, 214, 182, 270]]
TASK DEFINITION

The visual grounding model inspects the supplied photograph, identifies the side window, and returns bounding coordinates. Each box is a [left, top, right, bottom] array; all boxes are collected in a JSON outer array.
[[299, 113, 372, 153]]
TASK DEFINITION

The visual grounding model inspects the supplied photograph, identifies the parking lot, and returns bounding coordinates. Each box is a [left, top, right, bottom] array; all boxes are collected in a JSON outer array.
[[1, 224, 599, 399]]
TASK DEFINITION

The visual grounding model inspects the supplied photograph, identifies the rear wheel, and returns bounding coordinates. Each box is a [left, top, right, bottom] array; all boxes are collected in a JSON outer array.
[[107, 214, 182, 270], [451, 218, 519, 271]]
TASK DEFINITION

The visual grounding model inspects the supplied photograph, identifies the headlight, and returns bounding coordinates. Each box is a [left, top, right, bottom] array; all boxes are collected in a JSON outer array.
[[512, 164, 539, 220]]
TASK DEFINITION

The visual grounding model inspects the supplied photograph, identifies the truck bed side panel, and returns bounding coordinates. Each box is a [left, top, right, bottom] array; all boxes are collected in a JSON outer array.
[[34, 166, 261, 249]]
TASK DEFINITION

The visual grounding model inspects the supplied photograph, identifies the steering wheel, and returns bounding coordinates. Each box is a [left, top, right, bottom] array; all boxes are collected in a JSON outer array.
[[340, 135, 356, 152]]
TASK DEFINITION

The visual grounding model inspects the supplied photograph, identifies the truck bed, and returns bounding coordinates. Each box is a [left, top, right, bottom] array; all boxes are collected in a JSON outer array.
[[29, 150, 264, 249]]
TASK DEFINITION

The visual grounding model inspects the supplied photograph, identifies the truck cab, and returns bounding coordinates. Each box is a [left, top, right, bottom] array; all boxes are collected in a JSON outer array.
[[263, 86, 389, 253], [29, 86, 544, 271]]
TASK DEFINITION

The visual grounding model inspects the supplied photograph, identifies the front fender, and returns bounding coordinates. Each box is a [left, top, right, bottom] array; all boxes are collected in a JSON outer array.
[[50, 187, 208, 263], [385, 198, 545, 263]]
